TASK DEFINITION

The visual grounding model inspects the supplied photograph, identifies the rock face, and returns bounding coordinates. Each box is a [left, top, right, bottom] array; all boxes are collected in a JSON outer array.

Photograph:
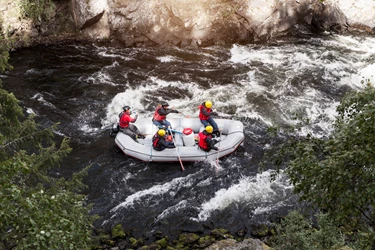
[[1, 0, 375, 48], [204, 238, 270, 250]]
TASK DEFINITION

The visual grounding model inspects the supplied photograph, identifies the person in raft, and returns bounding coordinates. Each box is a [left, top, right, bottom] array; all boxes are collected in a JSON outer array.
[[199, 100, 220, 137], [152, 102, 179, 129], [152, 129, 175, 151], [198, 125, 220, 152], [119, 105, 145, 141]]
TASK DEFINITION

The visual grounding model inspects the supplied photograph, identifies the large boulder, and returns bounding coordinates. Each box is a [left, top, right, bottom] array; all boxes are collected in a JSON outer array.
[[76, 0, 375, 47], [1, 0, 375, 48]]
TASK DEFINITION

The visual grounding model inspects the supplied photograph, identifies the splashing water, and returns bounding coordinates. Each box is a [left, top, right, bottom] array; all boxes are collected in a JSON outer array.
[[2, 34, 375, 239]]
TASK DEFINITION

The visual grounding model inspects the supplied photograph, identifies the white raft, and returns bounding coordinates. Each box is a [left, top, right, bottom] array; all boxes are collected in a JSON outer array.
[[114, 117, 244, 162]]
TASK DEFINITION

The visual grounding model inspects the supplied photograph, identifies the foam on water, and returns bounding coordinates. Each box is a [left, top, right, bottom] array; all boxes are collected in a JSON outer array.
[[26, 107, 36, 115], [98, 51, 132, 61], [227, 35, 375, 137], [110, 172, 200, 212], [195, 170, 292, 221], [85, 67, 117, 86], [155, 200, 189, 222], [102, 75, 260, 127], [157, 55, 178, 62], [64, 35, 375, 223], [31, 93, 57, 110], [5, 35, 375, 232]]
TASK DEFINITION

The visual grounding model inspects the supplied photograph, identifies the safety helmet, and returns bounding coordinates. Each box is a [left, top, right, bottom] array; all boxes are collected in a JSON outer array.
[[205, 126, 213, 133], [161, 102, 169, 107], [123, 105, 131, 111], [205, 101, 212, 108], [158, 129, 166, 137]]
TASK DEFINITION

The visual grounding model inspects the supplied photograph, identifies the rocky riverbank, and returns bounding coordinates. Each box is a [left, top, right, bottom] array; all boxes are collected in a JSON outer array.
[[1, 0, 374, 49], [94, 225, 273, 250]]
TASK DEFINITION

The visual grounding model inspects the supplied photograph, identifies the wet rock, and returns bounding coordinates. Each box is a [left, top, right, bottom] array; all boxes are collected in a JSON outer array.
[[198, 235, 217, 248], [129, 237, 144, 248], [204, 238, 270, 250], [155, 237, 169, 249], [210, 228, 233, 240], [251, 224, 273, 238], [178, 233, 200, 245], [111, 224, 126, 240]]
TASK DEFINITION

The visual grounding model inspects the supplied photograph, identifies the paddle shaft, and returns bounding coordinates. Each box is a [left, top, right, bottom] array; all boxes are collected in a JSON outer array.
[[215, 130, 222, 168], [169, 128, 185, 171], [179, 112, 190, 118]]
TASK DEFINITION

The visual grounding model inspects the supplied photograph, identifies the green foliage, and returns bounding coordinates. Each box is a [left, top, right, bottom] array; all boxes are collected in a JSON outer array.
[[347, 229, 375, 250], [111, 224, 126, 239], [0, 38, 97, 250], [272, 211, 344, 250], [265, 80, 375, 248], [19, 0, 55, 24], [0, 36, 13, 72]]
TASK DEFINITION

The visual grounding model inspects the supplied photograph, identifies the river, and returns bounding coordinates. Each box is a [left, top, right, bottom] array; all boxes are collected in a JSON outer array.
[[2, 33, 375, 241]]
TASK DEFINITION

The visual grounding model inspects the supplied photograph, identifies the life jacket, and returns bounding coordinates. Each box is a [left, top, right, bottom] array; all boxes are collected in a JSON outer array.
[[198, 131, 211, 150], [199, 105, 211, 120], [152, 134, 162, 150], [119, 113, 130, 128], [166, 135, 173, 142], [153, 106, 166, 121]]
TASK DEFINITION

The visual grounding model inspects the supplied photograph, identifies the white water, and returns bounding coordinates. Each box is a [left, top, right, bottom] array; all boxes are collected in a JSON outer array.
[[195, 170, 292, 221], [5, 34, 374, 235], [100, 35, 375, 227]]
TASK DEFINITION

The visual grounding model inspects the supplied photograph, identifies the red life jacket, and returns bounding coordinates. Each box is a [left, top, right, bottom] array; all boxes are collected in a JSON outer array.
[[153, 106, 166, 121], [152, 134, 159, 147], [199, 105, 211, 120], [152, 134, 163, 150], [198, 131, 211, 150], [119, 113, 131, 128]]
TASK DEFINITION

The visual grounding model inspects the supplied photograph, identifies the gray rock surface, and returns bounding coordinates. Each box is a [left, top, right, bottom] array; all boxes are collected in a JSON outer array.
[[1, 0, 374, 48], [204, 238, 270, 250]]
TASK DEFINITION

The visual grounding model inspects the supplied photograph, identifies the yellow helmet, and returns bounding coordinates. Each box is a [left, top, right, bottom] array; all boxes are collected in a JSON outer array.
[[158, 129, 166, 137], [205, 126, 213, 133], [205, 101, 212, 108]]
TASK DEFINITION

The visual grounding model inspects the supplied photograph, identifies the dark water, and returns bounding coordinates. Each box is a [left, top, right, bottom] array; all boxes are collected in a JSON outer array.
[[2, 34, 375, 241]]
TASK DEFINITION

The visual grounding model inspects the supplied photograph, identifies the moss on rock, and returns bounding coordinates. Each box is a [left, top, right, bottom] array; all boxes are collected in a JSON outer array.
[[129, 237, 144, 248], [198, 235, 216, 248], [111, 224, 126, 239], [178, 233, 200, 245], [156, 237, 168, 249], [210, 228, 233, 240]]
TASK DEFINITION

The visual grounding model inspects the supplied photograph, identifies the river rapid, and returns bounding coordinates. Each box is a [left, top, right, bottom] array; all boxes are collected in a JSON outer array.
[[2, 34, 375, 241]]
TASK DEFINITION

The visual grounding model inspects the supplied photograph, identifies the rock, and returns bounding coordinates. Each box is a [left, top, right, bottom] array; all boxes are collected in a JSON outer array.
[[155, 237, 169, 249], [1, 0, 375, 48], [198, 236, 217, 248], [81, 10, 106, 30], [210, 228, 233, 240], [204, 238, 270, 250], [178, 233, 200, 245], [111, 224, 126, 240]]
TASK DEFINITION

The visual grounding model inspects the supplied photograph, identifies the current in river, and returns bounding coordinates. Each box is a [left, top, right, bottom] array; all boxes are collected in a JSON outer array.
[[2, 33, 375, 240]]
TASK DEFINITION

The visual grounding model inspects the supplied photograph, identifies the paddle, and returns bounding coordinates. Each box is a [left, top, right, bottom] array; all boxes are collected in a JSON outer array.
[[157, 125, 182, 134], [169, 129, 183, 134], [178, 111, 190, 118], [168, 128, 185, 171], [215, 130, 222, 169]]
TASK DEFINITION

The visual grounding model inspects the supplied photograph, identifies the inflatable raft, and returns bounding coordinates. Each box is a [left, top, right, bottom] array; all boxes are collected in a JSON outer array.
[[114, 117, 244, 162]]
